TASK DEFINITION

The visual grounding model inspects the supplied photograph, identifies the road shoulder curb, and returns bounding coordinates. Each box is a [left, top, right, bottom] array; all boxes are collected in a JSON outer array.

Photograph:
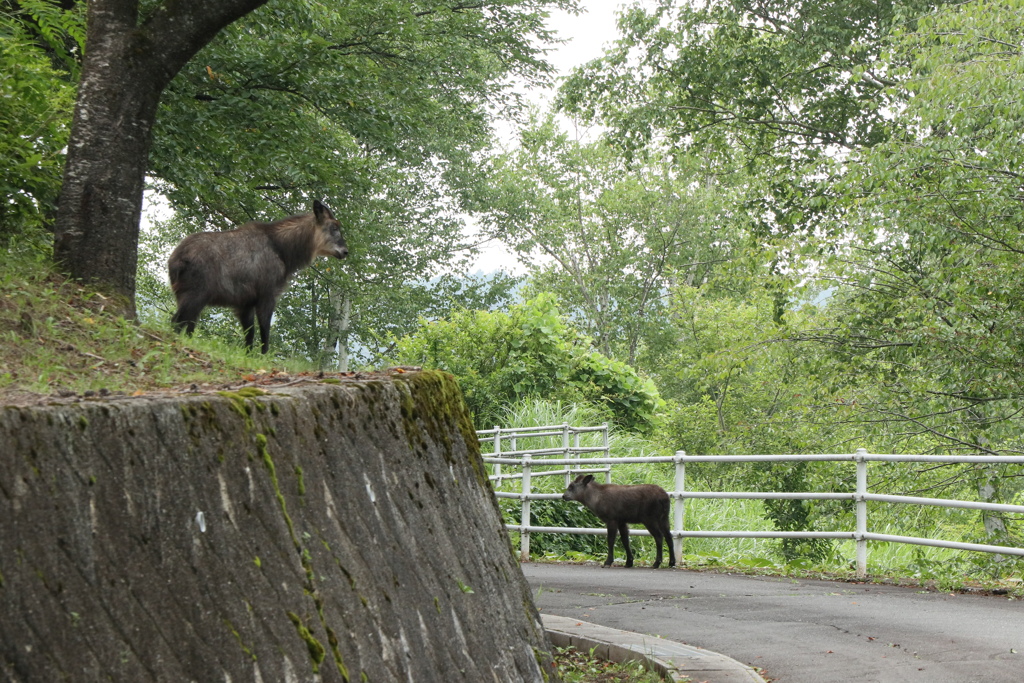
[[542, 613, 766, 683]]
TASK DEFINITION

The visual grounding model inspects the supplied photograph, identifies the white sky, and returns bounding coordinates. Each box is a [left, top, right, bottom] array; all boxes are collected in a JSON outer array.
[[470, 3, 624, 275], [542, 4, 623, 80]]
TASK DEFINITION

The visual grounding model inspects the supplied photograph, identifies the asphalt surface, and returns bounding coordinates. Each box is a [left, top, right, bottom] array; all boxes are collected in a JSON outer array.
[[523, 562, 1024, 683]]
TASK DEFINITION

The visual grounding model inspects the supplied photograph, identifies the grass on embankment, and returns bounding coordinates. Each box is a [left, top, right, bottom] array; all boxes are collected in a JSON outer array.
[[0, 248, 324, 404]]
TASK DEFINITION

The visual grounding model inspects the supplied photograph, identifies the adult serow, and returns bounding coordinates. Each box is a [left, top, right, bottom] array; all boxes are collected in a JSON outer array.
[[168, 200, 348, 353], [562, 474, 676, 569]]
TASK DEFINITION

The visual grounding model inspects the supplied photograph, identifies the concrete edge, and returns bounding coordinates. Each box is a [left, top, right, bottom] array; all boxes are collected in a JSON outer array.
[[542, 614, 766, 683]]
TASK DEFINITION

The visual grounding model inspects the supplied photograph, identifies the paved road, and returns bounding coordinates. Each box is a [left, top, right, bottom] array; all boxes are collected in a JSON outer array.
[[523, 562, 1024, 683]]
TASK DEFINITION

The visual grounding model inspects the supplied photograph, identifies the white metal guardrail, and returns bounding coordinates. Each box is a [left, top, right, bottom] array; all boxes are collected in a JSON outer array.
[[479, 431, 1024, 578], [478, 423, 611, 558], [477, 423, 611, 484]]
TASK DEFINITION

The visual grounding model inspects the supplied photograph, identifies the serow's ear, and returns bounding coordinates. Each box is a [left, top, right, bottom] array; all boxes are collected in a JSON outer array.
[[583, 475, 595, 485], [313, 199, 334, 223]]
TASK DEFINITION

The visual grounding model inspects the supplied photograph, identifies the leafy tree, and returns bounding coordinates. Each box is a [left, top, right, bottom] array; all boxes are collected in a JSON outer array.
[[0, 1, 83, 243], [793, 0, 1024, 544], [810, 0, 1024, 459], [556, 0, 948, 243], [390, 293, 663, 431], [148, 0, 571, 226], [655, 285, 843, 453], [477, 113, 741, 365]]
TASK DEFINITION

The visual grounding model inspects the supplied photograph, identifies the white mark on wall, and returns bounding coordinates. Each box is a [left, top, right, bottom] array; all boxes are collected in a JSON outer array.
[[89, 495, 98, 537], [11, 475, 26, 512], [282, 655, 299, 683], [399, 625, 414, 683], [324, 483, 338, 521], [245, 466, 255, 502], [380, 630, 395, 664], [451, 611, 472, 664], [364, 473, 376, 504], [123, 485, 135, 518], [219, 472, 236, 527]]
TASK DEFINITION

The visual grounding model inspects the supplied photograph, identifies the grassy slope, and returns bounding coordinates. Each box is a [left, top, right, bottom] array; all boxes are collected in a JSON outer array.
[[0, 252, 306, 405]]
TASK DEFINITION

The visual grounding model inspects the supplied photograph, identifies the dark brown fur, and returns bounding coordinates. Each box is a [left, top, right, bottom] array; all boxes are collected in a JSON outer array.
[[563, 474, 676, 569], [168, 200, 348, 353]]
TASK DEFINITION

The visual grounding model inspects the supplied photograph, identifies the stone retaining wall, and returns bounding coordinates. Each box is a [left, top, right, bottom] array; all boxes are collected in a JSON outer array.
[[0, 371, 554, 682]]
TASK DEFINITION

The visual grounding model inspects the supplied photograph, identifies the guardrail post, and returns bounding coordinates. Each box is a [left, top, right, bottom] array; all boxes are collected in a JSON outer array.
[[493, 426, 501, 482], [567, 428, 581, 486], [603, 422, 611, 483], [674, 451, 686, 561], [855, 448, 868, 578], [520, 453, 532, 562], [563, 423, 572, 487]]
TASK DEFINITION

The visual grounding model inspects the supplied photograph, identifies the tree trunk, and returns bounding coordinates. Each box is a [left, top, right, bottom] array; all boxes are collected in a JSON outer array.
[[53, 0, 269, 315], [54, 5, 161, 315], [323, 287, 353, 372], [977, 464, 1007, 565]]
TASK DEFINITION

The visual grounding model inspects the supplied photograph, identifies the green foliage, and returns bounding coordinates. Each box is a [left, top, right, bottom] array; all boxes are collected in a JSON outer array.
[[805, 0, 1024, 459], [652, 283, 843, 456], [10, 0, 85, 74], [556, 0, 940, 242], [391, 294, 662, 431], [0, 3, 83, 241], [391, 295, 565, 425], [572, 353, 660, 434], [476, 112, 743, 365], [553, 645, 663, 683], [760, 461, 831, 563]]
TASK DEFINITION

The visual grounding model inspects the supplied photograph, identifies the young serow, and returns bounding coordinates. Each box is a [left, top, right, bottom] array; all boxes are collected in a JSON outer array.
[[562, 474, 676, 569], [168, 200, 348, 353]]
